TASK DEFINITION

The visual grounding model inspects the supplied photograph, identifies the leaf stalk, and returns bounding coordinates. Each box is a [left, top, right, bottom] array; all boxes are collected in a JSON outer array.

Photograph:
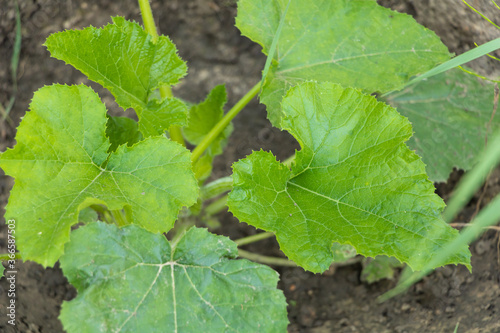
[[191, 82, 260, 163], [138, 0, 186, 146], [237, 249, 297, 267]]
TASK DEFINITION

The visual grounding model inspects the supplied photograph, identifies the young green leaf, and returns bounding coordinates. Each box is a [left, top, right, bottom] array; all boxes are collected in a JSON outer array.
[[236, 0, 452, 126], [0, 263, 4, 279], [59, 223, 288, 333], [361, 256, 404, 284], [183, 85, 232, 181], [45, 16, 187, 137], [0, 85, 198, 267], [228, 82, 471, 273], [184, 85, 231, 155], [106, 116, 143, 153], [384, 68, 499, 182], [78, 207, 99, 224]]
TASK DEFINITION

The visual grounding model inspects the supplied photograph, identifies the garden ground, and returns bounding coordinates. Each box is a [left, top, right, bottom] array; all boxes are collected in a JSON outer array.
[[0, 0, 499, 332]]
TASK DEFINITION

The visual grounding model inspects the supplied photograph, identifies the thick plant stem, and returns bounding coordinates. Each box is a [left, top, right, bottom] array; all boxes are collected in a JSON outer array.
[[235, 232, 274, 246], [111, 209, 128, 227], [204, 196, 228, 216], [138, 0, 185, 146], [201, 176, 233, 200], [191, 83, 261, 163], [238, 249, 297, 267], [138, 0, 159, 42]]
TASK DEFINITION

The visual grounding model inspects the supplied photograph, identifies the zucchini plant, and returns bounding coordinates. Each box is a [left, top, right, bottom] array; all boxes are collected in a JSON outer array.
[[1, 0, 499, 331]]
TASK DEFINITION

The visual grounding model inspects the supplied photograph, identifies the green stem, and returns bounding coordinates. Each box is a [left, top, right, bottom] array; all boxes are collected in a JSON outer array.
[[201, 176, 233, 200], [169, 125, 185, 146], [170, 221, 194, 247], [0, 253, 22, 261], [238, 249, 297, 267], [235, 232, 274, 246], [204, 196, 228, 216], [138, 0, 186, 146], [111, 209, 128, 227], [138, 0, 159, 42], [191, 83, 261, 163]]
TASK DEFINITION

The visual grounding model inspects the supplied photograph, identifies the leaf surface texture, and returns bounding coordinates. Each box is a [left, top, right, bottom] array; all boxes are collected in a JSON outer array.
[[59, 223, 288, 333], [0, 85, 198, 266], [228, 82, 471, 272], [45, 17, 187, 137], [385, 68, 499, 182], [236, 0, 451, 125]]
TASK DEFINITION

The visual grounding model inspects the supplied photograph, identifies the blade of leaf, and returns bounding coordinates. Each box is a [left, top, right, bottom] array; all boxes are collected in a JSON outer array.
[[183, 85, 230, 156], [384, 68, 499, 182], [236, 0, 452, 126], [106, 116, 143, 153], [361, 256, 404, 284], [443, 130, 500, 222], [260, 0, 291, 92], [0, 84, 198, 267], [390, 37, 500, 92], [228, 82, 471, 273], [59, 223, 288, 333], [380, 192, 500, 302], [45, 17, 188, 137], [183, 85, 231, 182]]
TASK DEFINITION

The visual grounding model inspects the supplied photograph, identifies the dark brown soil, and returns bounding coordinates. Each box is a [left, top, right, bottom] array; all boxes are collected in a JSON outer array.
[[0, 1, 499, 332]]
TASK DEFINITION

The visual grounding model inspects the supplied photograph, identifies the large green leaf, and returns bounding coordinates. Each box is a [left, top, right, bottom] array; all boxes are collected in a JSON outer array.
[[59, 223, 288, 333], [183, 85, 232, 181], [0, 85, 198, 267], [385, 68, 499, 182], [45, 16, 187, 137], [236, 0, 451, 126], [228, 82, 471, 273]]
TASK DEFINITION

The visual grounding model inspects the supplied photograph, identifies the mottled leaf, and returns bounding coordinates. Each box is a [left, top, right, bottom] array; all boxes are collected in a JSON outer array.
[[236, 0, 451, 126], [385, 68, 499, 182], [59, 223, 288, 333], [228, 82, 471, 273], [331, 243, 357, 263], [45, 17, 187, 137], [0, 85, 198, 267]]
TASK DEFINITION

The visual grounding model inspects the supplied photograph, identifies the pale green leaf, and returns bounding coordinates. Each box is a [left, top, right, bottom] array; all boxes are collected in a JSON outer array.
[[361, 256, 404, 284], [59, 223, 288, 333], [331, 243, 357, 263], [385, 68, 499, 182], [228, 82, 471, 273], [106, 116, 143, 153], [0, 264, 4, 279], [78, 207, 98, 224], [193, 153, 214, 182], [236, 0, 451, 126], [45, 16, 188, 137], [184, 85, 232, 181], [0, 85, 198, 267]]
